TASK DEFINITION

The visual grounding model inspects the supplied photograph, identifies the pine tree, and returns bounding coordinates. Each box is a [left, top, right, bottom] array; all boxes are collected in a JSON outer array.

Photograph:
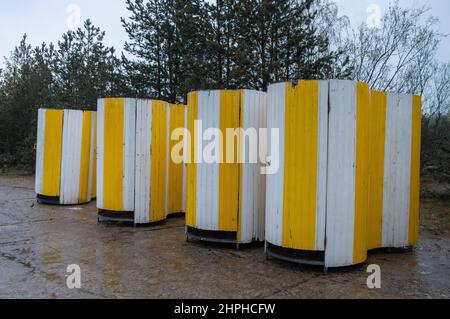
[[123, 0, 347, 98], [123, 0, 167, 99], [53, 19, 124, 109], [0, 36, 54, 169], [0, 21, 125, 169], [123, 0, 213, 102]]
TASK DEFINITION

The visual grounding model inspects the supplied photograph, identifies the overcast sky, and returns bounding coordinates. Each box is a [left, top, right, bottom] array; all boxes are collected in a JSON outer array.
[[0, 0, 449, 65]]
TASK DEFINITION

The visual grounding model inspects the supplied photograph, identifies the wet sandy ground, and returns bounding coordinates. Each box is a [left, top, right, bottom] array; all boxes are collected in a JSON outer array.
[[0, 174, 449, 299]]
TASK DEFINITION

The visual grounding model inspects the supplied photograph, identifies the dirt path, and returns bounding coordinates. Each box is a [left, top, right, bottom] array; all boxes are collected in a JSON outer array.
[[0, 174, 449, 299]]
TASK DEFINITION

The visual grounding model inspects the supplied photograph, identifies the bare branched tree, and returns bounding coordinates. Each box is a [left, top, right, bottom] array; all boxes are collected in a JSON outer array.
[[347, 2, 442, 94], [421, 63, 450, 179], [426, 63, 450, 118], [344, 1, 449, 181], [312, 0, 353, 78]]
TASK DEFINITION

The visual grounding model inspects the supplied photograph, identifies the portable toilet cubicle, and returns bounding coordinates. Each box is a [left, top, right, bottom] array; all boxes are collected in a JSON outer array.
[[265, 80, 422, 269], [166, 103, 188, 216], [185, 90, 267, 247], [367, 91, 421, 250], [35, 108, 97, 205], [265, 80, 370, 269], [97, 98, 169, 224]]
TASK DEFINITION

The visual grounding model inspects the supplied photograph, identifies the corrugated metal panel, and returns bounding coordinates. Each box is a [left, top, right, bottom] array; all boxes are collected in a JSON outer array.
[[167, 104, 186, 215], [97, 98, 136, 212], [265, 83, 286, 247], [367, 92, 422, 250], [353, 82, 370, 265], [78, 111, 94, 204], [368, 90, 387, 250], [149, 100, 168, 223], [409, 96, 422, 246], [186, 93, 199, 228], [186, 89, 266, 243], [262, 80, 370, 268], [101, 98, 125, 211], [325, 80, 357, 266], [35, 109, 46, 195], [265, 81, 327, 252], [256, 94, 267, 242], [89, 112, 97, 200], [60, 110, 83, 205], [36, 108, 96, 205], [165, 103, 170, 216], [316, 81, 329, 251], [196, 91, 221, 231], [182, 105, 188, 213], [41, 110, 64, 197], [282, 81, 321, 251], [97, 100, 105, 208], [382, 94, 413, 248], [240, 90, 267, 242], [325, 80, 358, 268], [98, 98, 168, 224], [219, 91, 240, 232], [265, 80, 420, 268], [123, 99, 136, 212], [134, 99, 153, 224]]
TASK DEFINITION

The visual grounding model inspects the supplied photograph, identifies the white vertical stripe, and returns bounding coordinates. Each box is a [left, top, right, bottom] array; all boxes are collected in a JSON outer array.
[[134, 99, 152, 224], [35, 109, 46, 195], [196, 91, 220, 231], [382, 94, 413, 247], [315, 81, 329, 251], [123, 99, 136, 212], [241, 90, 253, 243], [96, 100, 105, 209], [60, 110, 83, 205], [182, 105, 188, 212], [240, 90, 267, 243], [325, 80, 357, 267], [265, 83, 286, 247]]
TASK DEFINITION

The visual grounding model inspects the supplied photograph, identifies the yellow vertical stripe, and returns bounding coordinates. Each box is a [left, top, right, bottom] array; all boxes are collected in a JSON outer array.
[[353, 82, 370, 264], [78, 111, 92, 203], [168, 104, 185, 214], [219, 91, 240, 232], [150, 101, 167, 222], [103, 98, 124, 211], [409, 96, 422, 246], [367, 91, 387, 250], [92, 112, 97, 199], [186, 93, 198, 227], [42, 110, 64, 197], [282, 81, 319, 251]]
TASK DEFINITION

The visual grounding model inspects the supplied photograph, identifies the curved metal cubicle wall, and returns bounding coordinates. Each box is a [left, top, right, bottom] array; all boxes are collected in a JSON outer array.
[[97, 98, 169, 224], [35, 82, 421, 269], [185, 90, 267, 246], [367, 91, 421, 250], [265, 80, 331, 265], [265, 80, 421, 269], [166, 103, 188, 216], [35, 109, 97, 205]]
